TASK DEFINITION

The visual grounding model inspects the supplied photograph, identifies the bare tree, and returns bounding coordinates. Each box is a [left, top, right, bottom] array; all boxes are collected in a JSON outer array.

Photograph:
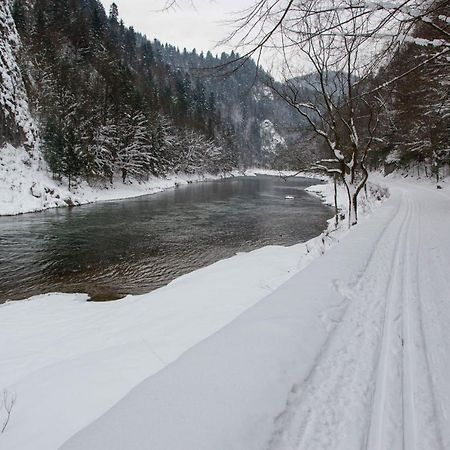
[[271, 21, 386, 224], [221, 0, 449, 80], [224, 1, 387, 224]]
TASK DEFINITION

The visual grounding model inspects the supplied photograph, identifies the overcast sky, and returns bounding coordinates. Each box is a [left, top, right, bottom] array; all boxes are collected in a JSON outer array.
[[99, 0, 250, 56]]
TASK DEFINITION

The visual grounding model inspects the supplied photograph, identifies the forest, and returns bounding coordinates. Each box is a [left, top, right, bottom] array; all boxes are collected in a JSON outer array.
[[6, 0, 302, 188]]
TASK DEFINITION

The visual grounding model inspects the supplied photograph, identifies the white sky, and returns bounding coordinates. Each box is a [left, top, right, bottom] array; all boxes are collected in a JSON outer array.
[[100, 0, 250, 56], [99, 0, 305, 76]]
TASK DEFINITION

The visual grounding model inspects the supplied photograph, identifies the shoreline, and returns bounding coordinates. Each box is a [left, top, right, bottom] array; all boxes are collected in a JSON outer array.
[[0, 145, 320, 217]]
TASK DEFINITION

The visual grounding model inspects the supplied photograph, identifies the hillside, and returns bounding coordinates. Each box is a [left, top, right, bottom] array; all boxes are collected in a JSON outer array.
[[0, 0, 36, 150], [0, 0, 322, 215], [8, 0, 308, 178]]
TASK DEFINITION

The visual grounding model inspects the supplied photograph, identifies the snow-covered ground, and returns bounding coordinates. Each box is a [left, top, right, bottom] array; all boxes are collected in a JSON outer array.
[[0, 144, 312, 216], [2, 174, 449, 450]]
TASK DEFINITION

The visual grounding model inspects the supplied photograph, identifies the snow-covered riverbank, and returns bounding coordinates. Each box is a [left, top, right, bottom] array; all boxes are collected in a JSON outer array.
[[0, 144, 311, 216], [0, 145, 227, 216]]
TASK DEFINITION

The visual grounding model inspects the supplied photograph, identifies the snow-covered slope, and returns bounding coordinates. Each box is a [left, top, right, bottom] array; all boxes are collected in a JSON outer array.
[[0, 1, 66, 215], [260, 119, 287, 163], [62, 178, 450, 450], [0, 143, 237, 216], [0, 144, 72, 215], [0, 0, 36, 149], [0, 155, 322, 217]]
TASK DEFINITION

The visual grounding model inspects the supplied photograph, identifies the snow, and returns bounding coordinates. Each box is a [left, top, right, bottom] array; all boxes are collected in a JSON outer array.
[[252, 85, 275, 101], [0, 144, 228, 216], [242, 168, 327, 181], [385, 148, 402, 164], [260, 119, 287, 160], [400, 34, 449, 48]]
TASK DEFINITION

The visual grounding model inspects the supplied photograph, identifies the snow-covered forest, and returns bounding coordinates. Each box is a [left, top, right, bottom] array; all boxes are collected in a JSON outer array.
[[3, 0, 307, 187]]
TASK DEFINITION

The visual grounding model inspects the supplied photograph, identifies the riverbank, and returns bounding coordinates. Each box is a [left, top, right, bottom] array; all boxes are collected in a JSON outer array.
[[0, 144, 230, 216], [0, 176, 385, 449], [0, 144, 312, 216]]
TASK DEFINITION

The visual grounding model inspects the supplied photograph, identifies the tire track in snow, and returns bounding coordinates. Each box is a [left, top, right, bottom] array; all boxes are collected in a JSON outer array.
[[364, 194, 413, 450], [267, 191, 413, 450], [268, 187, 444, 450], [402, 195, 418, 450], [403, 196, 443, 450], [366, 191, 442, 450]]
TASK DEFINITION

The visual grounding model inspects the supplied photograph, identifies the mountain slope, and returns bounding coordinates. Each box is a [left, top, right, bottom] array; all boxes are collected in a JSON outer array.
[[6, 0, 308, 184], [0, 0, 36, 150], [0, 0, 314, 215]]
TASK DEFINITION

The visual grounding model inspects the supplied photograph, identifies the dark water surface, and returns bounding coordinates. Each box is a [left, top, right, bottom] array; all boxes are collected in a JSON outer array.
[[0, 176, 333, 301]]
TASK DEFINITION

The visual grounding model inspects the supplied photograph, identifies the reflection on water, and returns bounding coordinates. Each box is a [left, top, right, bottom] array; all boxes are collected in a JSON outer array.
[[0, 176, 333, 301]]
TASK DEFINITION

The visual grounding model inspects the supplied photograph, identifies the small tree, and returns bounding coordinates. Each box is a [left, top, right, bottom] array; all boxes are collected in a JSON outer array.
[[257, 3, 387, 226], [62, 130, 82, 191]]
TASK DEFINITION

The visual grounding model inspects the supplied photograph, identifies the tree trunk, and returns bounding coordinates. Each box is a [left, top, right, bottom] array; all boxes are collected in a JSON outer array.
[[341, 175, 353, 228], [334, 174, 339, 228]]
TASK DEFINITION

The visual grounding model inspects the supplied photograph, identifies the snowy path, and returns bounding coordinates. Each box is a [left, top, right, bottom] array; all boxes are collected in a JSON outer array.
[[269, 184, 450, 450]]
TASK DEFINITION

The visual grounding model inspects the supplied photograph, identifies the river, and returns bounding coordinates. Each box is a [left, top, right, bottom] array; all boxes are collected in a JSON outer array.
[[0, 175, 333, 301]]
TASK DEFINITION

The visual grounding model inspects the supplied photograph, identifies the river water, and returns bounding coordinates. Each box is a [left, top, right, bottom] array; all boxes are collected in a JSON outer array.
[[0, 175, 333, 301]]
